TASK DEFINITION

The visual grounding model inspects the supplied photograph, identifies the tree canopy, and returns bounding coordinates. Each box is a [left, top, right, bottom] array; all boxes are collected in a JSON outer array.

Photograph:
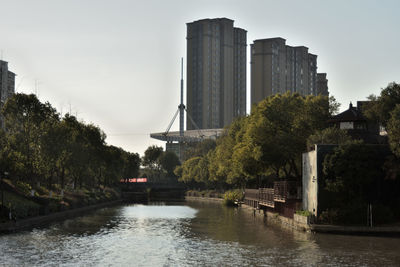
[[176, 92, 333, 188], [0, 93, 141, 191]]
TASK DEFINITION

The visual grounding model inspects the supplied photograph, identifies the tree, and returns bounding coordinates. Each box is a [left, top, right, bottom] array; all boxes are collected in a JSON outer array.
[[2, 93, 59, 184], [321, 142, 391, 224], [142, 145, 163, 170], [83, 123, 107, 188], [122, 152, 141, 179], [61, 114, 88, 189], [209, 117, 247, 186], [158, 151, 180, 177], [236, 93, 331, 180], [184, 139, 216, 160], [179, 156, 208, 184], [306, 127, 355, 149], [364, 82, 400, 127], [387, 104, 400, 157]]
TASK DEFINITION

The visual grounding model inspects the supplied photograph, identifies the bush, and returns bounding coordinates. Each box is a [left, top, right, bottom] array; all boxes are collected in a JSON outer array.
[[35, 186, 49, 196], [15, 181, 32, 196], [223, 189, 243, 206], [318, 209, 339, 224], [296, 210, 312, 217], [3, 191, 40, 219]]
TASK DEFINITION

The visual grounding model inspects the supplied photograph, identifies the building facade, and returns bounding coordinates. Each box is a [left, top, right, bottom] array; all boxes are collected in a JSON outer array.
[[186, 18, 247, 130], [250, 38, 328, 106], [0, 60, 15, 105], [0, 60, 15, 128]]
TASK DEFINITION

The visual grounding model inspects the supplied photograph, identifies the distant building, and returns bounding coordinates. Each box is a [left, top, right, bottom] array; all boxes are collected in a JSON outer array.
[[186, 18, 247, 130], [150, 128, 224, 162], [0, 60, 15, 105], [0, 60, 15, 127], [316, 73, 328, 96], [250, 38, 328, 106], [329, 101, 385, 144]]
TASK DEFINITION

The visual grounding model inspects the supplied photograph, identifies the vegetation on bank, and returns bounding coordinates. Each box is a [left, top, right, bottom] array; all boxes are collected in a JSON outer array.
[[140, 145, 181, 182], [185, 189, 244, 206], [0, 93, 140, 222], [0, 178, 119, 223], [175, 92, 337, 188], [176, 83, 400, 224]]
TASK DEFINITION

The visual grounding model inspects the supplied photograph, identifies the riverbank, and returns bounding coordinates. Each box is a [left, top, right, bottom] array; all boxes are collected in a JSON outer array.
[[309, 224, 400, 236], [185, 196, 224, 203], [186, 196, 400, 237], [0, 199, 123, 234], [186, 196, 310, 231]]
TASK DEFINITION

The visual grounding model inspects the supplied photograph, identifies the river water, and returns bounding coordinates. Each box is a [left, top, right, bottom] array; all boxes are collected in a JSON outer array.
[[0, 201, 399, 266]]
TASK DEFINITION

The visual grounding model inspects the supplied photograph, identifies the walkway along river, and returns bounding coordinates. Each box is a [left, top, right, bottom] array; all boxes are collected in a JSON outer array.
[[0, 201, 399, 266]]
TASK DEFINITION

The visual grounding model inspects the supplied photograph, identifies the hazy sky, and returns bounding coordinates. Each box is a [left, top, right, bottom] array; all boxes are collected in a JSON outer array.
[[0, 0, 399, 156]]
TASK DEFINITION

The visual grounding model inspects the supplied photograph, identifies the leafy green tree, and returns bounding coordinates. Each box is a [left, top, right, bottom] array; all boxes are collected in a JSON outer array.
[[209, 117, 248, 186], [329, 95, 341, 115], [179, 156, 207, 184], [306, 127, 355, 149], [40, 117, 67, 190], [236, 93, 331, 180], [2, 93, 59, 185], [122, 152, 141, 179], [364, 82, 400, 127], [176, 93, 334, 187], [321, 142, 391, 224], [61, 114, 88, 189], [184, 139, 216, 160], [142, 145, 163, 170], [387, 104, 400, 157], [159, 151, 180, 177], [83, 124, 107, 188]]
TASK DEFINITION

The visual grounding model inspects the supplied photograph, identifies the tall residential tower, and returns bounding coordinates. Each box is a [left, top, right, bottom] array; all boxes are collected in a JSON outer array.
[[250, 38, 328, 106], [0, 60, 15, 105], [0, 60, 15, 128], [186, 18, 246, 130]]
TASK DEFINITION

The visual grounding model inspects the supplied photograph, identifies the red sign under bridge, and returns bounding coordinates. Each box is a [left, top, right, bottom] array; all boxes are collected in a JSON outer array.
[[120, 178, 148, 183]]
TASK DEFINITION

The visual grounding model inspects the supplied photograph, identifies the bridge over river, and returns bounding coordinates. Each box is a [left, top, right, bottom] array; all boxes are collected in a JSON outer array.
[[120, 179, 185, 201]]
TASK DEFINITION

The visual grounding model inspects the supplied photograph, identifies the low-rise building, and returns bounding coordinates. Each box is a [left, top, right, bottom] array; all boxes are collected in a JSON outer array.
[[329, 101, 385, 144]]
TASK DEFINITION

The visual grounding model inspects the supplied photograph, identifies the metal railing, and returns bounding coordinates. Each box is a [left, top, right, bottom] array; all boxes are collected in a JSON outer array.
[[244, 181, 301, 207], [274, 181, 301, 202], [259, 188, 274, 208], [244, 189, 259, 200]]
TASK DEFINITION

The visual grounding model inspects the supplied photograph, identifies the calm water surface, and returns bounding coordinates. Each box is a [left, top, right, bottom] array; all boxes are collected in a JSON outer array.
[[0, 201, 399, 266]]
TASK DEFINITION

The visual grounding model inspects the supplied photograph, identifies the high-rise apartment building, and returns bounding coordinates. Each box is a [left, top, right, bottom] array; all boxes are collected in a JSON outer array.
[[186, 18, 246, 130], [0, 60, 15, 128], [0, 60, 15, 105], [316, 73, 328, 96], [250, 38, 328, 106]]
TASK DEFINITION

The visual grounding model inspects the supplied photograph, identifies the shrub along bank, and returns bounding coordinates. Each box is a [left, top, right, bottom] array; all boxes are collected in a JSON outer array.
[[0, 179, 119, 223], [186, 189, 244, 206]]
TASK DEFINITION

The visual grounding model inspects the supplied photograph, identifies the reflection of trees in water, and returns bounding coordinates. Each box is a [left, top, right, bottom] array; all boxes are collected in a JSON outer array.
[[1, 203, 400, 266], [187, 201, 310, 247], [53, 206, 123, 236], [186, 201, 400, 266]]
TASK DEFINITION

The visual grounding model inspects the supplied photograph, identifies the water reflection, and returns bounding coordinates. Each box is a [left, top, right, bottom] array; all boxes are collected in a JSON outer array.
[[0, 201, 399, 266]]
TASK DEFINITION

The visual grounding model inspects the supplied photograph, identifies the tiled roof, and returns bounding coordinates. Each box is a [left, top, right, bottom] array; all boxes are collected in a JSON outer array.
[[329, 103, 366, 122]]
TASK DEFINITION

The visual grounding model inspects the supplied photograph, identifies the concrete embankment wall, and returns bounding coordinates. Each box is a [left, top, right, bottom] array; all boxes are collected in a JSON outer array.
[[240, 203, 311, 232], [0, 199, 123, 234], [185, 196, 310, 232]]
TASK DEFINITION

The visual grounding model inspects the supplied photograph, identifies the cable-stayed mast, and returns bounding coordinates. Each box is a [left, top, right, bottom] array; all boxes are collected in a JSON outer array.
[[152, 58, 223, 162], [179, 57, 184, 137]]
